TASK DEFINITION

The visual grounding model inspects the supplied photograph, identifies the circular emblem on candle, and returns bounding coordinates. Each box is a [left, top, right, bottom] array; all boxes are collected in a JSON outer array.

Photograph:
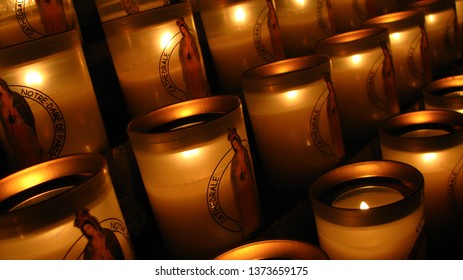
[[352, 0, 369, 21], [254, 4, 280, 62], [407, 32, 426, 81], [10, 84, 66, 159], [311, 85, 336, 157], [15, 0, 45, 39], [317, 0, 332, 35], [448, 155, 463, 216]]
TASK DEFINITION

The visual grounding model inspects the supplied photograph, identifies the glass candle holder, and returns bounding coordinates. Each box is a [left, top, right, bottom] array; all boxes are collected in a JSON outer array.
[[94, 0, 170, 22], [0, 29, 110, 173], [0, 0, 77, 48], [456, 0, 463, 58], [273, 0, 335, 58], [103, 2, 210, 118], [326, 0, 399, 33], [378, 109, 463, 259], [0, 153, 135, 260], [309, 160, 425, 260], [214, 239, 329, 260], [198, 0, 285, 94], [423, 75, 463, 113], [404, 0, 460, 79], [315, 28, 400, 142], [127, 95, 262, 259], [241, 55, 345, 194], [363, 10, 433, 109]]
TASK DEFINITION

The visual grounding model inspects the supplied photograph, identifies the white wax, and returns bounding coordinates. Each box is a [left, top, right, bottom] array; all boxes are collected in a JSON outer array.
[[424, 9, 459, 78], [315, 203, 424, 259], [0, 46, 109, 160], [0, 182, 134, 260], [332, 186, 404, 209], [245, 82, 341, 193], [276, 1, 333, 57], [132, 125, 258, 259], [329, 48, 393, 140]]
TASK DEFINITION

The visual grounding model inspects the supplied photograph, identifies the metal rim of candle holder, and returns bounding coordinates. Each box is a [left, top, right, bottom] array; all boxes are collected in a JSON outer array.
[[241, 55, 331, 93], [314, 27, 390, 56], [0, 28, 81, 68], [95, 0, 171, 22], [102, 1, 191, 35], [198, 0, 249, 11], [214, 239, 329, 260], [127, 95, 243, 151], [405, 0, 455, 14], [363, 10, 426, 31], [378, 109, 463, 151], [309, 160, 424, 227], [0, 153, 109, 235], [423, 75, 463, 109]]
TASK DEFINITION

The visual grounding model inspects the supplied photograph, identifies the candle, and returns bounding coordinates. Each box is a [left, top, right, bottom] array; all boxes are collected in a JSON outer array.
[[103, 2, 210, 118], [423, 75, 463, 113], [404, 0, 460, 79], [273, 0, 335, 58], [0, 153, 135, 259], [94, 0, 170, 22], [363, 11, 433, 109], [241, 55, 345, 193], [198, 0, 284, 94], [215, 239, 328, 260], [456, 0, 463, 57], [0, 0, 76, 49], [0, 29, 110, 173], [378, 110, 463, 259], [309, 161, 425, 260], [127, 95, 262, 259], [315, 28, 400, 142]]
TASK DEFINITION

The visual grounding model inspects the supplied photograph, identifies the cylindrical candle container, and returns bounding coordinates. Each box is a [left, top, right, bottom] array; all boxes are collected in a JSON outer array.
[[327, 0, 399, 33], [309, 161, 425, 260], [198, 0, 285, 94], [423, 75, 463, 113], [0, 0, 77, 48], [241, 55, 345, 194], [404, 0, 459, 79], [378, 110, 463, 259], [103, 2, 210, 118], [273, 0, 335, 58], [0, 29, 110, 173], [456, 0, 463, 58], [127, 95, 262, 259], [363, 11, 433, 109], [95, 0, 170, 22], [315, 28, 400, 142], [0, 153, 135, 260], [214, 239, 329, 260]]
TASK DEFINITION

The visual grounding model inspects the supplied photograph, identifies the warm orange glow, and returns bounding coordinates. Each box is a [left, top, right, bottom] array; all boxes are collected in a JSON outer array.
[[360, 201, 370, 210]]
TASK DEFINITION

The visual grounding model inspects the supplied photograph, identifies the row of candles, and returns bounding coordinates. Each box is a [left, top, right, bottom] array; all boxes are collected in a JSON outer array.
[[0, 0, 463, 260]]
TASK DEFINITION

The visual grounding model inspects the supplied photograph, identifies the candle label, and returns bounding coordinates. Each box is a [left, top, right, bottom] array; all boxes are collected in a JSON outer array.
[[159, 17, 209, 101], [64, 209, 132, 260], [0, 80, 66, 166], [120, 0, 140, 15], [352, 0, 369, 21], [447, 154, 463, 216], [367, 43, 399, 115], [15, 0, 71, 38], [444, 11, 459, 56], [254, 2, 284, 62], [207, 128, 261, 235], [407, 213, 426, 259], [407, 31, 428, 82], [317, 0, 333, 35]]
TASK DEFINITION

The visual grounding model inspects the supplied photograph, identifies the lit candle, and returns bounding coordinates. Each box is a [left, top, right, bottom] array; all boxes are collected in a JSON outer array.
[[363, 11, 433, 109], [103, 2, 210, 118], [198, 0, 284, 94], [378, 109, 463, 259], [309, 161, 425, 260], [94, 0, 170, 22], [0, 29, 110, 173], [404, 0, 460, 79], [241, 55, 345, 194], [273, 0, 335, 58], [315, 28, 400, 142], [127, 95, 262, 259], [423, 75, 463, 113], [0, 153, 135, 260], [0, 0, 76, 49]]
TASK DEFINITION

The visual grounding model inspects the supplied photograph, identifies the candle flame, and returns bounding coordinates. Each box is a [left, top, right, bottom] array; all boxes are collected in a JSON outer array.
[[360, 201, 369, 210], [234, 7, 246, 23], [286, 90, 298, 100], [24, 71, 43, 85], [390, 32, 401, 41], [427, 15, 435, 24], [160, 31, 174, 49], [423, 152, 437, 162]]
